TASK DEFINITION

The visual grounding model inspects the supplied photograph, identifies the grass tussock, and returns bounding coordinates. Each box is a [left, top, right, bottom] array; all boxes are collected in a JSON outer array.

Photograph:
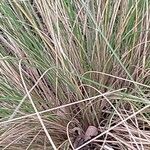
[[0, 0, 150, 149]]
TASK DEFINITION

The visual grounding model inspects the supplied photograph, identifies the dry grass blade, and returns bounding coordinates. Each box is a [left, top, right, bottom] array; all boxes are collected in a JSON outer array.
[[18, 60, 57, 150], [75, 104, 150, 150], [0, 89, 124, 125]]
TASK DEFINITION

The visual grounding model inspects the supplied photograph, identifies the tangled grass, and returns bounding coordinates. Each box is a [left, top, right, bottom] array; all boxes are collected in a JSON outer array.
[[0, 0, 150, 149]]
